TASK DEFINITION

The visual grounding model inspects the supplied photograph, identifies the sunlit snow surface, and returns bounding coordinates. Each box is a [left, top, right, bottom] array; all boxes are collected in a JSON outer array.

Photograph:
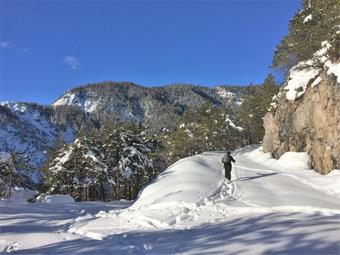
[[1, 146, 339, 254], [284, 41, 340, 101]]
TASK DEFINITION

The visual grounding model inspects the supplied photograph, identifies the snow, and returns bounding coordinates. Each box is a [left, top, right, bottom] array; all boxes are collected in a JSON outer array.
[[284, 41, 339, 101], [285, 64, 319, 100], [245, 146, 340, 196], [216, 87, 235, 99], [4, 187, 37, 204], [303, 14, 312, 23], [225, 116, 243, 131], [1, 146, 339, 254], [37, 194, 75, 204], [311, 76, 322, 87], [53, 92, 77, 107], [247, 147, 311, 171], [133, 154, 222, 208], [54, 92, 98, 113], [0, 102, 75, 171], [324, 60, 340, 84]]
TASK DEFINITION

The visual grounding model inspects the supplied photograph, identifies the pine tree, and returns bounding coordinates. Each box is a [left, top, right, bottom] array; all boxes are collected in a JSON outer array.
[[0, 152, 16, 198], [162, 103, 246, 163], [118, 132, 153, 199], [237, 74, 279, 144], [45, 135, 114, 201], [44, 123, 162, 201], [273, 0, 339, 72]]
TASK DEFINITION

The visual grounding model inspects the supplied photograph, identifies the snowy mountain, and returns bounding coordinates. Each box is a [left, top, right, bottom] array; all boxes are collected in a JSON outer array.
[[53, 82, 255, 131], [0, 82, 256, 173], [1, 146, 339, 254], [0, 102, 76, 180]]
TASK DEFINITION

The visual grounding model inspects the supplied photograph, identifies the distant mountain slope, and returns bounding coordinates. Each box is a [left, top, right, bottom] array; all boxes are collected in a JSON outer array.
[[0, 102, 73, 181], [0, 82, 258, 174], [53, 82, 258, 131]]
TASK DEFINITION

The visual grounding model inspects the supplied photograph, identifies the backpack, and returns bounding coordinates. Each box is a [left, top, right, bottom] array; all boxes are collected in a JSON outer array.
[[222, 154, 231, 163]]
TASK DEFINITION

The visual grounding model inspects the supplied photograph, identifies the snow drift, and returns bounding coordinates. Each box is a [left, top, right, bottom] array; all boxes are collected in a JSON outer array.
[[69, 147, 340, 241], [131, 154, 224, 208]]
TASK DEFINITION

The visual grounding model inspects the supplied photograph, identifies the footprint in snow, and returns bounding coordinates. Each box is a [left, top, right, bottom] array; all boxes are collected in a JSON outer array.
[[0, 240, 19, 253]]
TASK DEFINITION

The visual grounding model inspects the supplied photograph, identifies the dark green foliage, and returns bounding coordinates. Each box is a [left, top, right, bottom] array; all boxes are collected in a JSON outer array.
[[44, 123, 163, 201], [237, 74, 279, 144], [0, 151, 33, 198], [273, 0, 340, 72], [159, 103, 246, 163]]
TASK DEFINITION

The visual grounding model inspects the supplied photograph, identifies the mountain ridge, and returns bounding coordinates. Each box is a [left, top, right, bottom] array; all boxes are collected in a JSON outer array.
[[0, 81, 259, 174]]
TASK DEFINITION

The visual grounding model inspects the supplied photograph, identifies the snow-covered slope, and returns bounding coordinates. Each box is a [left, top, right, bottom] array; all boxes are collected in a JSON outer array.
[[0, 82, 256, 178], [132, 154, 223, 207], [0, 102, 74, 175], [1, 146, 339, 254]]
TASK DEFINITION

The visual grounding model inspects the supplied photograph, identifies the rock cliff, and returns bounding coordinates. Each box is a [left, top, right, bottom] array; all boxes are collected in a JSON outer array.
[[263, 68, 340, 174]]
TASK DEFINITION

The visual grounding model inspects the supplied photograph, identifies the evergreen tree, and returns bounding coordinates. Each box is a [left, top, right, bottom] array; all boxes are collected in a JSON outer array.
[[237, 74, 279, 144], [0, 152, 16, 198], [44, 123, 162, 201], [273, 0, 339, 72], [161, 103, 246, 163], [45, 135, 114, 201]]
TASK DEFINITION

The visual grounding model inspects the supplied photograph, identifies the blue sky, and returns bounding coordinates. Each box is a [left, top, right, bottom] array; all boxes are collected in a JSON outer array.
[[0, 0, 300, 105]]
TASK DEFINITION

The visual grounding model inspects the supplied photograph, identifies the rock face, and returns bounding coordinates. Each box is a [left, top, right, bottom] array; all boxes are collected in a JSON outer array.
[[263, 71, 340, 174]]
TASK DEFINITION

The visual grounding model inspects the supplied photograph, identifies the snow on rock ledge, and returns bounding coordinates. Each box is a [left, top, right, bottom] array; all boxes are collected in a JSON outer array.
[[284, 64, 319, 100], [284, 41, 339, 101], [264, 42, 340, 174]]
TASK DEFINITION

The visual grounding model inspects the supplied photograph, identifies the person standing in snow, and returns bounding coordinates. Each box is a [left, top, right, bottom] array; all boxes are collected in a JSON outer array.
[[222, 151, 235, 181]]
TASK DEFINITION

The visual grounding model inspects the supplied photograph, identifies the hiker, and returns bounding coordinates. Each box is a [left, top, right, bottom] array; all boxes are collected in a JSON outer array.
[[222, 151, 235, 181]]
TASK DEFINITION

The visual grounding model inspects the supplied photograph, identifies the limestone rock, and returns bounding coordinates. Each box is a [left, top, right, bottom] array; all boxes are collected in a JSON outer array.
[[263, 71, 340, 174]]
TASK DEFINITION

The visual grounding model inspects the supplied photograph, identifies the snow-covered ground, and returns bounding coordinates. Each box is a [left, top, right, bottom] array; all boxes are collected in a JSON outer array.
[[1, 146, 339, 254]]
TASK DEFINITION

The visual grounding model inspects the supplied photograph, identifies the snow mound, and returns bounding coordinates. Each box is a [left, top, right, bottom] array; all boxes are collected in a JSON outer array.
[[69, 147, 340, 241], [132, 154, 223, 208], [247, 147, 311, 171], [37, 194, 75, 204], [277, 152, 311, 170], [69, 153, 239, 239]]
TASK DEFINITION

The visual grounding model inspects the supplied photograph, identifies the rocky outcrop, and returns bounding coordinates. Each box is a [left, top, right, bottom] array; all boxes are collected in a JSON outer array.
[[263, 71, 340, 174]]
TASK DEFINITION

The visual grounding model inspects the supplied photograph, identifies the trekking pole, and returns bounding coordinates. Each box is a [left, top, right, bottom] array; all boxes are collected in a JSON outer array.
[[234, 162, 238, 181]]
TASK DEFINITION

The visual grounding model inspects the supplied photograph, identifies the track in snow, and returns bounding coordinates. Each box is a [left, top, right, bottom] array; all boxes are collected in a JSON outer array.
[[1, 146, 340, 254]]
